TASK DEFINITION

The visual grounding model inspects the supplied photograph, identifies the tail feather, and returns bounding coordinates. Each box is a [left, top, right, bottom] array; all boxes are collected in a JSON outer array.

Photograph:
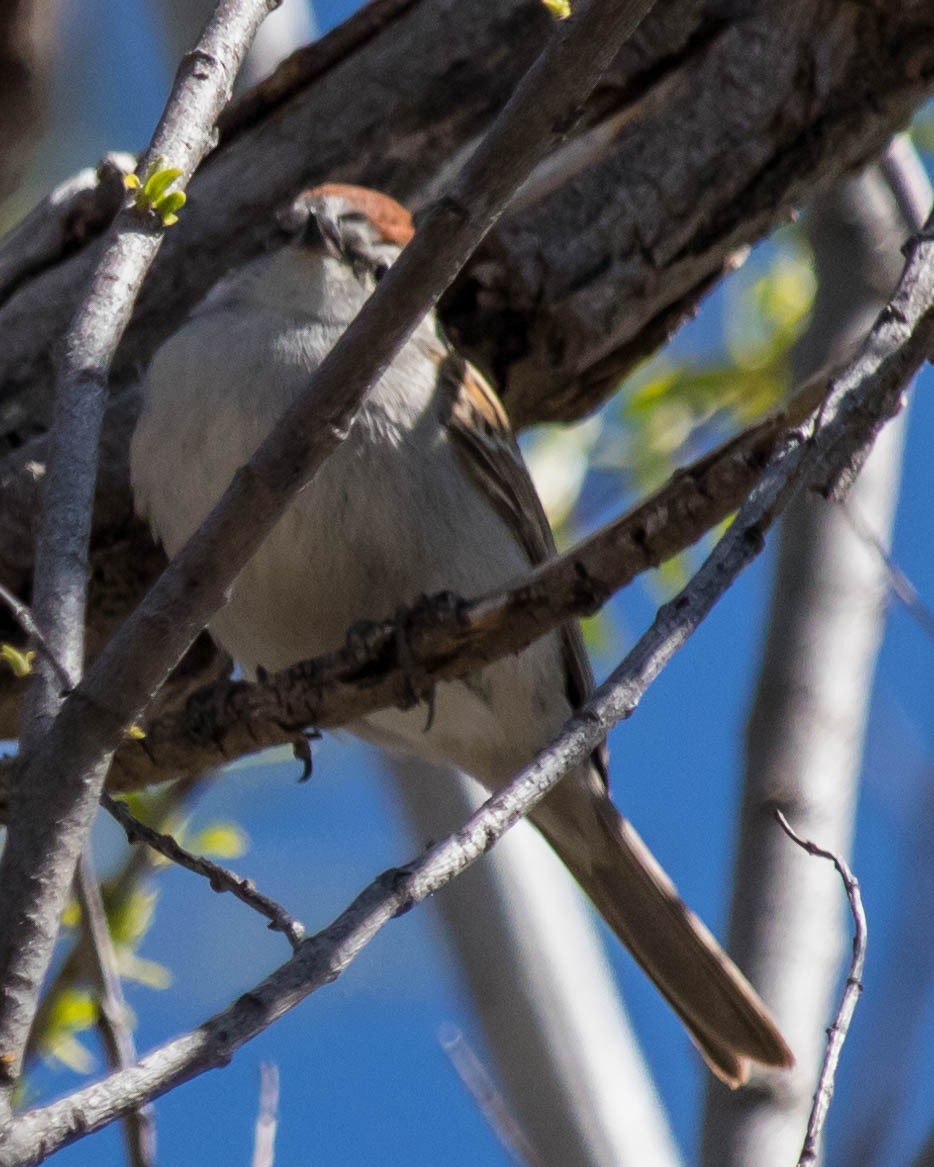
[[532, 775, 793, 1087]]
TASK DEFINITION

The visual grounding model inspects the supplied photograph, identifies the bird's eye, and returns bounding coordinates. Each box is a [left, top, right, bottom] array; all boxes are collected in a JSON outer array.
[[373, 262, 389, 282]]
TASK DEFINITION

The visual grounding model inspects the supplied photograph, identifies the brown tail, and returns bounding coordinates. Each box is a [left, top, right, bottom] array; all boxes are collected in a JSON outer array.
[[531, 773, 793, 1087]]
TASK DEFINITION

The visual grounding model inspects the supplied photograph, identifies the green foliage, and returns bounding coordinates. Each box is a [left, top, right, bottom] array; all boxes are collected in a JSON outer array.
[[522, 229, 816, 621], [622, 237, 815, 500], [188, 821, 248, 859], [37, 989, 96, 1073], [125, 157, 187, 226], [0, 644, 35, 678]]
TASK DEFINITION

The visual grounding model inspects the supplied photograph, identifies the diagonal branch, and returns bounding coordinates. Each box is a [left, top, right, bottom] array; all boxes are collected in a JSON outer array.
[[102, 792, 306, 949], [75, 853, 157, 1167], [0, 431, 810, 1166], [98, 377, 826, 795], [0, 369, 819, 741]]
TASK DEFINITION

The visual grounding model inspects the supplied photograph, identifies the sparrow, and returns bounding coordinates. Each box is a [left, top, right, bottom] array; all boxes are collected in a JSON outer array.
[[130, 183, 793, 1085]]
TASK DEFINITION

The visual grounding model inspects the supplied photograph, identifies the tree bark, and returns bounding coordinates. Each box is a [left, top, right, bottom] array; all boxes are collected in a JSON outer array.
[[0, 0, 929, 442]]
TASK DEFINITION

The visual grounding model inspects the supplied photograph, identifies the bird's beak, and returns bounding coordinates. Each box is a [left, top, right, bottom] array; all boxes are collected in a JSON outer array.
[[302, 208, 342, 258]]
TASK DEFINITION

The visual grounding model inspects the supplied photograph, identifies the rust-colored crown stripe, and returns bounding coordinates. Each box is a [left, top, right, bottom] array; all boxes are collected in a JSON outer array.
[[306, 183, 415, 247]]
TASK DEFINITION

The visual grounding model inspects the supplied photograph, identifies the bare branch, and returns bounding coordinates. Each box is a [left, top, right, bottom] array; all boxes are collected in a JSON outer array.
[[0, 154, 134, 305], [250, 1063, 279, 1167], [774, 812, 867, 1167], [399, 759, 681, 1167], [101, 793, 306, 950], [0, 437, 805, 1163], [0, 0, 279, 1099], [843, 502, 934, 644], [75, 853, 157, 1167], [440, 1026, 542, 1167], [0, 368, 821, 744], [23, 775, 208, 1073], [0, 579, 72, 692]]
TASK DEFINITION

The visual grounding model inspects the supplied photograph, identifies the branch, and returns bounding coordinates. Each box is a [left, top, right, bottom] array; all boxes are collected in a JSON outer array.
[[0, 0, 279, 1098], [23, 775, 209, 1073], [440, 1026, 543, 1167], [0, 579, 72, 692], [398, 760, 682, 1167], [249, 1063, 279, 1167], [0, 367, 819, 742], [0, 405, 809, 1165], [0, 153, 134, 304], [101, 793, 306, 949], [75, 853, 157, 1167], [774, 812, 867, 1167]]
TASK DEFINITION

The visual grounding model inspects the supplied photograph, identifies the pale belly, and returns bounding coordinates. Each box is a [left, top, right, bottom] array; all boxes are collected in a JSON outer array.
[[132, 309, 571, 789]]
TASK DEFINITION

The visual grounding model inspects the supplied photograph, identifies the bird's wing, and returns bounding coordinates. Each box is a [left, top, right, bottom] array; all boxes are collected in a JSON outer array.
[[433, 343, 609, 784]]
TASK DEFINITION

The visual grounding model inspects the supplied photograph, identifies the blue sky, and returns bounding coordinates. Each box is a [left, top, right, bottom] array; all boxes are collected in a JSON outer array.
[[17, 3, 934, 1164]]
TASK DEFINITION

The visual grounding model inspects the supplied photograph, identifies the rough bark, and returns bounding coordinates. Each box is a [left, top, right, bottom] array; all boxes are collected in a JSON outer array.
[[0, 0, 930, 443]]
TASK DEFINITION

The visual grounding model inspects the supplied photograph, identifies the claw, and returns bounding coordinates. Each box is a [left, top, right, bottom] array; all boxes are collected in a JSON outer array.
[[293, 729, 321, 782], [393, 603, 436, 730]]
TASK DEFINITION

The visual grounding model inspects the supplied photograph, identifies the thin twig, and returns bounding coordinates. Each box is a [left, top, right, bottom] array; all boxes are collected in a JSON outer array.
[[75, 853, 158, 1167], [250, 1063, 279, 1167], [842, 502, 934, 645], [440, 1026, 542, 1167], [774, 811, 868, 1167], [24, 776, 208, 1071], [0, 580, 74, 693], [101, 793, 306, 950]]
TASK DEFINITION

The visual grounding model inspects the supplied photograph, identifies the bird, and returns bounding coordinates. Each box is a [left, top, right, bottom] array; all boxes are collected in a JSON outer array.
[[130, 182, 793, 1086]]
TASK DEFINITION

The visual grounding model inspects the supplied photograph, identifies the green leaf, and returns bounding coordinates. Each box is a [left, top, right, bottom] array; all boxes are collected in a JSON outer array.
[[41, 1032, 95, 1074], [189, 822, 248, 859], [142, 166, 183, 203], [117, 952, 172, 990], [0, 644, 35, 678], [108, 886, 158, 947], [45, 987, 96, 1032]]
